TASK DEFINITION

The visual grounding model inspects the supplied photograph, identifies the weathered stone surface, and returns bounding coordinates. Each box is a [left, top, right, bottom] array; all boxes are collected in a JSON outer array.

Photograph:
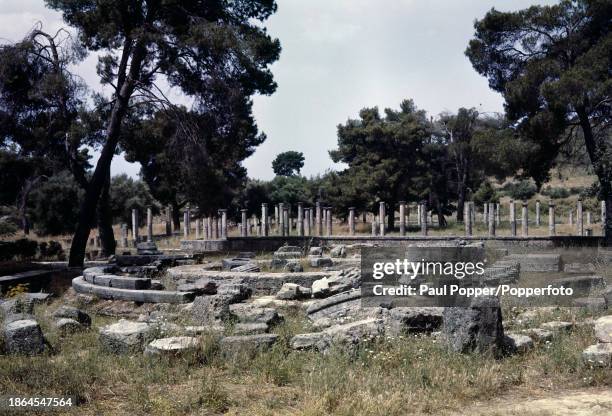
[[84, 274, 152, 290], [505, 254, 560, 272], [283, 260, 303, 273], [276, 283, 310, 300], [54, 318, 83, 334], [234, 322, 268, 335], [191, 295, 233, 325], [310, 257, 333, 268], [149, 280, 164, 290], [217, 281, 252, 302], [573, 297, 607, 313], [330, 245, 346, 258], [582, 343, 612, 367], [232, 263, 261, 273], [388, 307, 444, 334], [605, 288, 612, 306], [290, 332, 331, 351], [522, 328, 554, 343], [563, 263, 596, 273], [24, 293, 53, 304], [311, 278, 330, 298], [99, 320, 154, 354], [229, 303, 283, 325], [144, 336, 199, 356], [540, 321, 573, 332], [503, 333, 534, 354], [52, 305, 91, 327], [594, 316, 612, 343], [309, 247, 323, 256], [307, 289, 362, 322], [552, 275, 606, 296], [323, 318, 384, 351], [0, 297, 34, 315], [3, 319, 45, 355], [137, 242, 161, 255], [184, 325, 224, 335], [73, 276, 194, 304], [442, 296, 504, 354], [276, 245, 302, 253], [83, 266, 116, 280], [177, 278, 218, 295], [222, 258, 252, 270], [220, 334, 279, 353]]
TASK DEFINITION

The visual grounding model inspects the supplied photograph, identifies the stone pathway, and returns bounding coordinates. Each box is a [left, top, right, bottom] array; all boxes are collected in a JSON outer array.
[[453, 389, 612, 416]]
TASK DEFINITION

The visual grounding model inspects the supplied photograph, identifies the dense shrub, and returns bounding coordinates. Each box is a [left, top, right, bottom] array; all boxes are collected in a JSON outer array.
[[38, 241, 65, 260], [0, 239, 38, 261], [473, 181, 499, 204], [541, 186, 570, 199], [502, 180, 537, 200]]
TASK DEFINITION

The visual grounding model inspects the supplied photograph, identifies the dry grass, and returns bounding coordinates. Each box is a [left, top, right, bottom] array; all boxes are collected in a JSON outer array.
[[0, 300, 610, 415]]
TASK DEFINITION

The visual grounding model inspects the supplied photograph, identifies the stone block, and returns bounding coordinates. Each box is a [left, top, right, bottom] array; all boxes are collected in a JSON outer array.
[[52, 306, 91, 327], [144, 336, 199, 356], [594, 316, 612, 343], [582, 343, 612, 367], [3, 319, 45, 355], [99, 320, 155, 354]]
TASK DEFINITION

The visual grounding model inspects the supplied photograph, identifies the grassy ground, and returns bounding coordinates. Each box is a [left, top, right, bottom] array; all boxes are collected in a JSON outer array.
[[0, 298, 610, 415]]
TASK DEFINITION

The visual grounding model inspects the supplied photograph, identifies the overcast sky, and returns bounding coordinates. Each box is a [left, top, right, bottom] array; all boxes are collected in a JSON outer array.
[[1, 0, 556, 180]]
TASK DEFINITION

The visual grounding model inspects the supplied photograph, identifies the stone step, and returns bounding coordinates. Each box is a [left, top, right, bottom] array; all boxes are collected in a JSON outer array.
[[72, 276, 194, 304], [83, 274, 151, 290]]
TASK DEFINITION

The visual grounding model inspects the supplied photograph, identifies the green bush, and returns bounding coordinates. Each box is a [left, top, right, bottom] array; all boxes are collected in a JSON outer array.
[[38, 241, 65, 260], [541, 186, 570, 199], [503, 180, 537, 200], [0, 239, 39, 261], [473, 181, 499, 204]]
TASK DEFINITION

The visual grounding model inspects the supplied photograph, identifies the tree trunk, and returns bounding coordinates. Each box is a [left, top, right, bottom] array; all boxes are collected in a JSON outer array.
[[97, 172, 116, 257], [171, 200, 181, 231], [456, 168, 468, 223], [68, 38, 145, 267], [387, 201, 395, 232]]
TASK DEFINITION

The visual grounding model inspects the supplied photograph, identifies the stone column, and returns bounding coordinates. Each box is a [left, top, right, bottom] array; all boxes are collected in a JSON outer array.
[[316, 202, 323, 236], [220, 209, 227, 239], [326, 207, 333, 236], [483, 203, 488, 225], [535, 200, 541, 226], [602, 200, 607, 236], [195, 219, 201, 239], [261, 203, 269, 237], [304, 208, 311, 236], [297, 203, 304, 237], [183, 210, 190, 238], [420, 203, 428, 236], [165, 206, 172, 236], [399, 201, 406, 236], [241, 209, 248, 237], [509, 200, 516, 236], [146, 207, 153, 242], [206, 216, 212, 240], [569, 210, 573, 226], [495, 203, 500, 226], [121, 224, 129, 247], [372, 217, 378, 236], [278, 203, 285, 236], [464, 202, 472, 236], [417, 204, 422, 226], [577, 199, 583, 236], [212, 216, 218, 239], [488, 202, 496, 236], [521, 202, 528, 237], [131, 208, 139, 245], [348, 207, 356, 236], [283, 207, 289, 236], [379, 202, 386, 236], [274, 205, 279, 233], [548, 201, 556, 236], [586, 211, 591, 226], [470, 202, 475, 226]]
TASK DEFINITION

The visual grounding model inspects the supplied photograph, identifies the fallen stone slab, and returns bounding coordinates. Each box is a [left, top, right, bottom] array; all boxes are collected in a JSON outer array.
[[232, 263, 261, 273], [229, 303, 283, 325], [521, 328, 554, 343], [442, 296, 504, 354], [388, 307, 444, 334], [290, 332, 331, 351], [219, 334, 279, 353], [594, 316, 612, 343], [144, 336, 199, 356], [503, 333, 534, 354], [0, 269, 53, 288], [99, 320, 155, 354], [582, 343, 612, 367], [191, 295, 234, 325], [505, 254, 560, 272], [177, 278, 218, 295], [276, 283, 311, 300], [276, 245, 302, 253], [84, 274, 152, 290], [310, 257, 333, 268], [137, 242, 161, 255], [307, 289, 362, 322], [83, 266, 118, 280], [3, 319, 45, 355], [0, 297, 34, 315], [24, 293, 53, 304], [72, 276, 194, 304], [234, 322, 269, 335], [311, 277, 330, 298], [222, 258, 253, 270], [283, 260, 303, 273], [54, 318, 84, 335], [184, 325, 224, 335], [563, 263, 596, 273], [52, 305, 91, 327], [330, 245, 346, 258], [323, 318, 384, 351], [309, 247, 323, 256]]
